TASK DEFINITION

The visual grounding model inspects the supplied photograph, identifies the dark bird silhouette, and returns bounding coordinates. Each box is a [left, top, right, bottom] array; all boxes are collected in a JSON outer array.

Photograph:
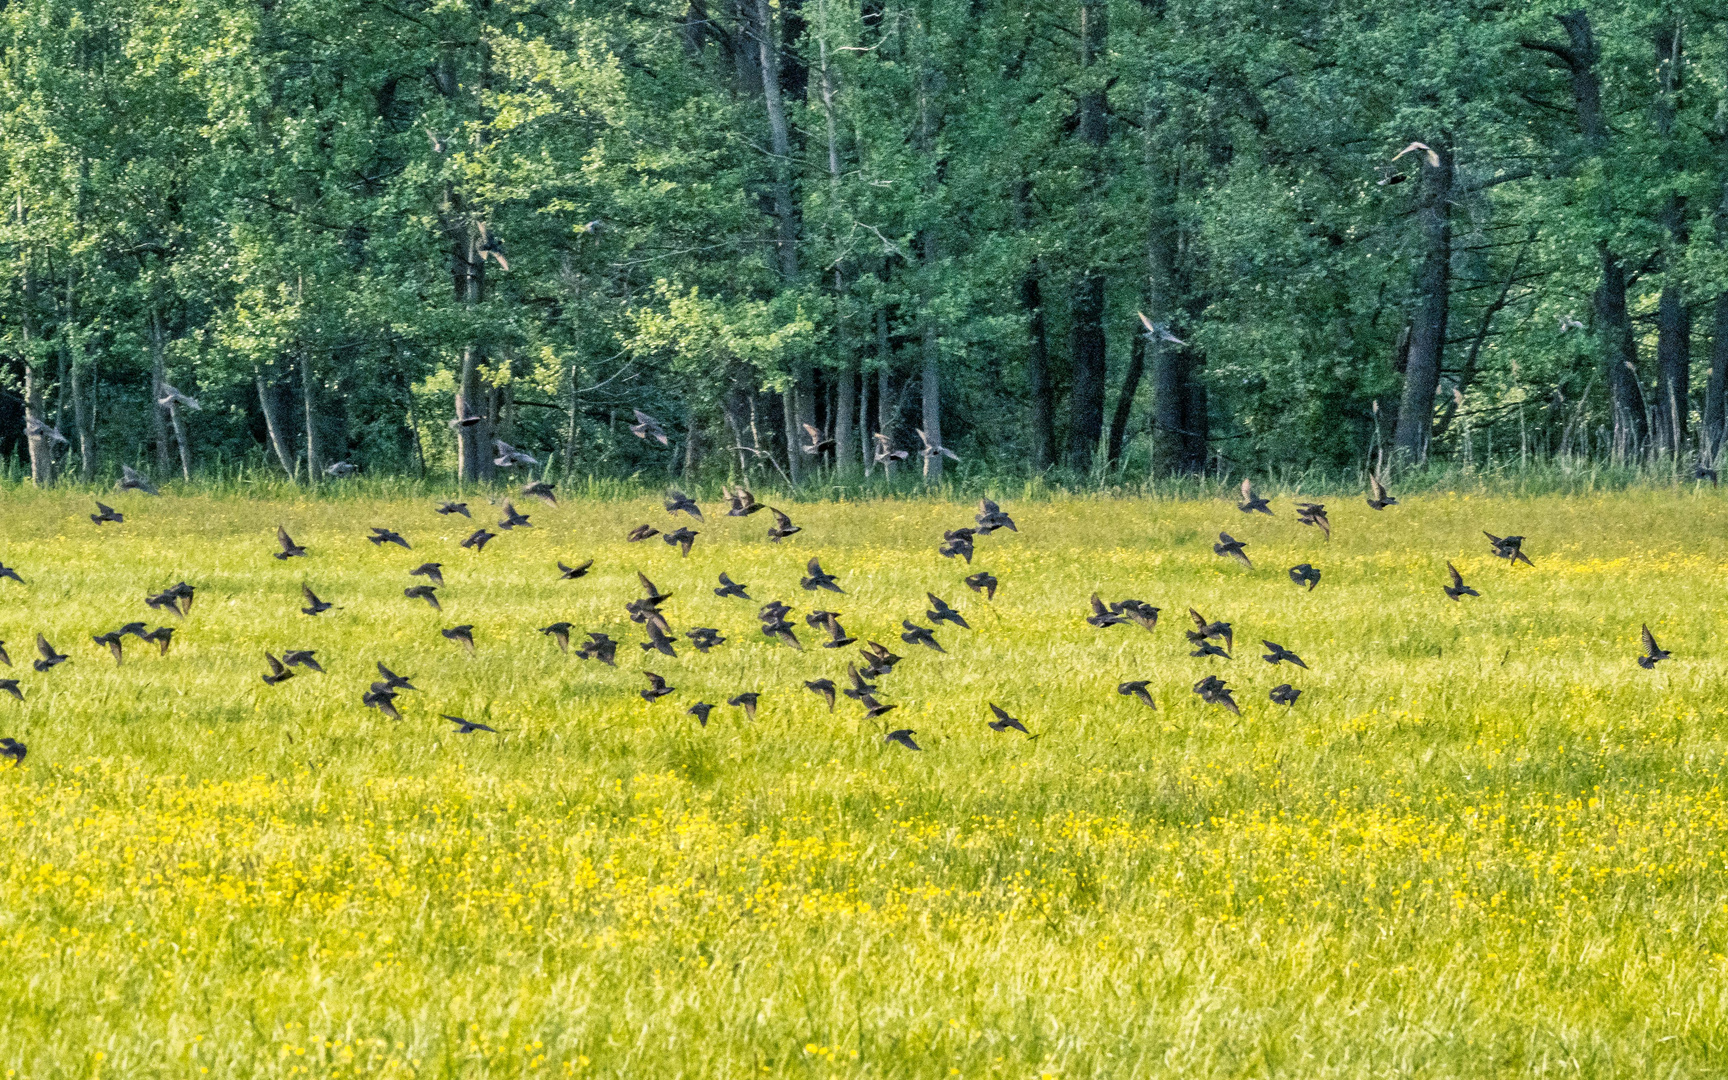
[[1638, 625, 1671, 669], [0, 563, 22, 585], [1485, 532, 1533, 567], [820, 613, 856, 649], [0, 737, 25, 764], [523, 481, 558, 505], [638, 573, 673, 606], [143, 626, 175, 655], [362, 687, 401, 720], [0, 640, 9, 666], [1214, 532, 1253, 568], [1194, 674, 1240, 715], [300, 585, 333, 616], [497, 502, 532, 530], [687, 702, 714, 727], [802, 558, 843, 593], [630, 409, 670, 446], [663, 527, 698, 557], [965, 572, 998, 600], [576, 632, 618, 666], [926, 594, 968, 629], [871, 433, 909, 464], [114, 622, 149, 640], [900, 621, 944, 652], [410, 563, 445, 586], [686, 627, 726, 653], [1261, 640, 1308, 668], [492, 441, 539, 470], [714, 572, 750, 600], [540, 622, 573, 653], [725, 485, 764, 517], [442, 625, 476, 655], [461, 529, 497, 552], [859, 641, 902, 677], [369, 527, 411, 549], [0, 681, 20, 702], [800, 423, 836, 456], [1289, 564, 1321, 591], [91, 501, 124, 525], [761, 619, 803, 651], [641, 621, 678, 657], [1366, 474, 1398, 510], [939, 529, 975, 563], [975, 498, 1017, 533], [436, 501, 471, 518], [275, 526, 306, 560], [93, 632, 124, 666], [1238, 478, 1272, 515], [987, 703, 1030, 734], [1443, 562, 1479, 601], [1269, 684, 1301, 706], [283, 650, 322, 672], [404, 585, 441, 611], [557, 559, 593, 580], [445, 715, 498, 734], [261, 652, 294, 685], [1113, 599, 1160, 631], [1087, 593, 1126, 629], [120, 464, 159, 495], [664, 489, 704, 521], [843, 664, 877, 701], [767, 508, 801, 542], [884, 729, 922, 751], [376, 662, 417, 691], [728, 692, 759, 720], [1188, 609, 1234, 653], [1294, 503, 1331, 539], [626, 524, 660, 543], [805, 678, 837, 711], [640, 671, 674, 702], [1189, 641, 1231, 660], [33, 634, 67, 672], [917, 428, 959, 463], [857, 692, 896, 720]]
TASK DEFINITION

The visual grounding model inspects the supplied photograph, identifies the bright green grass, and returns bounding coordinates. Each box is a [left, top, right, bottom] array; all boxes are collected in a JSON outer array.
[[3, 486, 1728, 1078]]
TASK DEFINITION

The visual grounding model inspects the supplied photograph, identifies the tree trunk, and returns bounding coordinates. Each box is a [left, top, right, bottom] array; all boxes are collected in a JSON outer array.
[[65, 272, 95, 482], [1181, 357, 1209, 473], [1107, 326, 1145, 466], [835, 357, 856, 479], [149, 308, 170, 475], [754, 0, 809, 485], [914, 50, 944, 483], [876, 308, 896, 479], [1524, 11, 1642, 458], [1707, 295, 1728, 462], [1392, 143, 1454, 466], [299, 349, 322, 480], [818, 40, 858, 479], [1065, 0, 1109, 473], [153, 311, 191, 481], [684, 408, 700, 480], [1015, 173, 1057, 470], [1652, 22, 1688, 458], [256, 366, 295, 477]]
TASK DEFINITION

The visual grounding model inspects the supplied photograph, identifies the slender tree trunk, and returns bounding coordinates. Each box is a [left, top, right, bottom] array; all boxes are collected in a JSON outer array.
[[1065, 0, 1109, 473], [148, 308, 170, 474], [299, 348, 322, 480], [1107, 326, 1145, 466], [1524, 11, 1642, 458], [65, 270, 94, 482], [256, 366, 294, 477], [754, 0, 810, 485], [915, 49, 944, 482], [1015, 176, 1056, 469], [1653, 22, 1688, 458], [1708, 296, 1728, 461], [1144, 138, 1185, 479], [835, 357, 856, 479], [818, 40, 859, 479], [153, 310, 191, 481], [1392, 143, 1454, 466], [876, 309, 896, 479], [684, 408, 699, 480]]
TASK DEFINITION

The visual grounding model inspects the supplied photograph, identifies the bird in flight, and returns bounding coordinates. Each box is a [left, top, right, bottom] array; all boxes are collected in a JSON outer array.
[[1366, 474, 1398, 510], [1638, 625, 1670, 669], [436, 501, 471, 518], [965, 571, 998, 600], [404, 585, 440, 610], [987, 704, 1031, 735], [410, 563, 445, 586], [884, 729, 922, 751], [1443, 562, 1479, 601], [664, 489, 703, 521], [90, 501, 124, 525], [557, 559, 593, 580], [1238, 478, 1272, 515], [1214, 532, 1252, 568], [767, 508, 801, 542], [801, 558, 843, 593], [444, 715, 498, 734], [1288, 564, 1320, 591], [369, 527, 410, 549], [275, 527, 307, 560]]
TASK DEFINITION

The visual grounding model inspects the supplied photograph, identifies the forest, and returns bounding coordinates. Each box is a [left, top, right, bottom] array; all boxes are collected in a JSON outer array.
[[0, 0, 1724, 487]]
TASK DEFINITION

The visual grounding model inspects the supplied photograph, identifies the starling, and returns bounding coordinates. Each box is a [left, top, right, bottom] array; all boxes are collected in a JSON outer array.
[[1288, 564, 1321, 591], [939, 529, 975, 563], [143, 627, 175, 655], [916, 428, 959, 463], [714, 572, 751, 600], [1238, 478, 1272, 515], [33, 634, 67, 672], [965, 572, 998, 600], [436, 501, 471, 517], [900, 621, 944, 653], [925, 594, 969, 629], [300, 585, 333, 616], [626, 524, 660, 543], [767, 508, 801, 542], [1269, 684, 1301, 706], [0, 737, 25, 764], [630, 409, 670, 446], [275, 526, 307, 559], [975, 498, 1017, 533], [410, 563, 445, 586], [884, 729, 922, 751], [522, 481, 558, 505], [663, 527, 698, 557], [369, 527, 411, 549], [725, 485, 764, 516], [1087, 594, 1126, 629], [576, 632, 617, 666], [362, 687, 401, 720], [261, 652, 294, 685], [442, 625, 476, 655], [1113, 599, 1160, 631], [497, 502, 532, 530], [800, 423, 836, 456], [1485, 532, 1533, 567], [641, 621, 678, 657], [460, 529, 497, 552], [638, 573, 673, 605], [444, 715, 498, 734], [1187, 608, 1234, 653], [0, 681, 20, 702], [376, 662, 417, 691], [987, 703, 1030, 734], [1638, 625, 1670, 669], [728, 692, 760, 720], [404, 585, 441, 611], [1443, 562, 1479, 601], [540, 623, 573, 653], [93, 632, 123, 666], [557, 560, 593, 580], [805, 679, 837, 711], [640, 671, 674, 702], [761, 619, 803, 650], [90, 501, 124, 525], [0, 563, 22, 584], [1294, 503, 1331, 539], [120, 464, 159, 495], [1214, 532, 1252, 568], [820, 613, 856, 649], [1261, 640, 1308, 668], [664, 489, 704, 521], [687, 702, 714, 727], [871, 433, 909, 464], [1117, 681, 1155, 709], [1366, 474, 1398, 510], [283, 650, 323, 672], [1193, 674, 1239, 715], [801, 558, 843, 593], [859, 641, 903, 677], [686, 627, 726, 653]]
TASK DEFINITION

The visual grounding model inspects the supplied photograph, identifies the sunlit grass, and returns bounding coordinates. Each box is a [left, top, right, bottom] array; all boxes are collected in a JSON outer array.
[[3, 484, 1728, 1077]]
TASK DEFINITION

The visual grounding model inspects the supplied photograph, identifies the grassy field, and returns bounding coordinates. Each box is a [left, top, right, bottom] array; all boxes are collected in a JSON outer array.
[[3, 484, 1728, 1077]]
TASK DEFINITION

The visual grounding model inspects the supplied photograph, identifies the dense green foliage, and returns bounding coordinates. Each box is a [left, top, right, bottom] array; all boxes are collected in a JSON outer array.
[[0, 0, 1725, 486]]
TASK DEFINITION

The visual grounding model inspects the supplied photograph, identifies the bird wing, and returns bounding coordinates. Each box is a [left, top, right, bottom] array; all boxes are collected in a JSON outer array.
[[1189, 608, 1207, 630], [989, 703, 1011, 722], [1090, 593, 1109, 616], [1642, 625, 1659, 655], [1447, 562, 1464, 589], [1241, 477, 1254, 502], [772, 508, 793, 529], [302, 585, 319, 605], [638, 572, 658, 596], [802, 423, 822, 440], [1371, 475, 1388, 500], [644, 671, 666, 690], [35, 634, 52, 659], [807, 557, 823, 576], [277, 526, 294, 549], [265, 652, 286, 676]]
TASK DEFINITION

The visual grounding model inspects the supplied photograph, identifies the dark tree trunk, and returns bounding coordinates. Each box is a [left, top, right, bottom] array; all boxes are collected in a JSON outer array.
[[1065, 0, 1109, 472], [1523, 11, 1642, 457], [835, 358, 856, 478], [875, 307, 896, 479], [299, 349, 322, 480], [1107, 325, 1145, 466], [1653, 22, 1688, 457], [1707, 295, 1728, 461], [1392, 144, 1453, 466], [1021, 266, 1056, 469], [1180, 356, 1209, 473], [915, 51, 944, 482]]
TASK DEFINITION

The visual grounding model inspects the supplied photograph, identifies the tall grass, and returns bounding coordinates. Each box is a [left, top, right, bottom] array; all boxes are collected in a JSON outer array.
[[1, 486, 1726, 1076]]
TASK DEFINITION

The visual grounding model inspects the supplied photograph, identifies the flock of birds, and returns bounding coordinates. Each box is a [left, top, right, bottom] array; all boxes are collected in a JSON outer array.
[[0, 463, 1679, 770]]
